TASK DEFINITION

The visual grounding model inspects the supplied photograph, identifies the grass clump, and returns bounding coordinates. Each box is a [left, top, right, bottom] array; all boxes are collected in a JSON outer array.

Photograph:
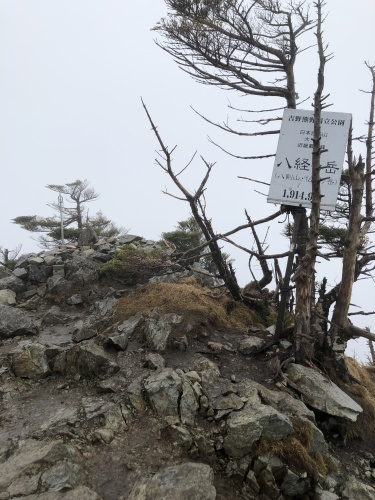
[[113, 279, 264, 331], [252, 417, 335, 480]]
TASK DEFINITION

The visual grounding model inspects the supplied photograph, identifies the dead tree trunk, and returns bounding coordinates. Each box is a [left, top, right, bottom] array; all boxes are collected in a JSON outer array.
[[328, 155, 365, 378], [292, 0, 326, 363], [142, 99, 243, 301]]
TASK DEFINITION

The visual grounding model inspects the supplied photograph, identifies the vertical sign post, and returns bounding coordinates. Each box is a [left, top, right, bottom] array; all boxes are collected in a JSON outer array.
[[58, 194, 64, 246]]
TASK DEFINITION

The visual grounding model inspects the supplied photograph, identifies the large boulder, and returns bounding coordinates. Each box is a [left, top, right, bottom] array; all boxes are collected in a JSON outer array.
[[285, 364, 363, 422], [11, 341, 50, 379], [54, 343, 119, 379], [178, 370, 200, 426], [0, 304, 38, 338], [143, 313, 182, 352], [0, 439, 80, 493], [0, 274, 26, 293], [128, 462, 216, 500], [65, 255, 98, 285], [342, 475, 375, 500], [143, 368, 182, 417], [0, 289, 17, 305], [40, 460, 86, 492], [28, 264, 53, 284], [193, 356, 221, 383], [223, 404, 294, 458]]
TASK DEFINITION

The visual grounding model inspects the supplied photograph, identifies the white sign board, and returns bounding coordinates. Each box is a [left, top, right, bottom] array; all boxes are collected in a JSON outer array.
[[267, 109, 351, 210]]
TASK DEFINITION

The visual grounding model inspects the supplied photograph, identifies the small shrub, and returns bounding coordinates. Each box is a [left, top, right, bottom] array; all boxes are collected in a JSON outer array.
[[99, 246, 168, 285]]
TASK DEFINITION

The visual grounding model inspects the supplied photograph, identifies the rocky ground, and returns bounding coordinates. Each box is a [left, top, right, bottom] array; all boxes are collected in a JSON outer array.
[[1, 234, 375, 499]]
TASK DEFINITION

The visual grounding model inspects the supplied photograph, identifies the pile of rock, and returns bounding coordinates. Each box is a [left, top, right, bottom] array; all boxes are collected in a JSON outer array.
[[0, 234, 374, 499]]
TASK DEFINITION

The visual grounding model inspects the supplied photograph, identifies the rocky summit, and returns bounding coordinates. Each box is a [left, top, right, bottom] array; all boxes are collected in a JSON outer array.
[[1, 233, 375, 499]]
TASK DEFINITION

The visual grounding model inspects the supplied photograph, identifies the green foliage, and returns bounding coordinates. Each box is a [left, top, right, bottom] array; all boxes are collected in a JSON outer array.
[[162, 216, 203, 253], [318, 225, 349, 256], [99, 246, 168, 285], [12, 180, 124, 248], [162, 215, 231, 273], [282, 222, 352, 257], [12, 215, 58, 233]]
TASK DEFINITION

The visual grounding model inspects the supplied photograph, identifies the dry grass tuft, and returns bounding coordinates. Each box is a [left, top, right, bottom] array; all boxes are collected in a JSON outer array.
[[252, 417, 335, 479], [253, 437, 330, 479], [339, 357, 375, 444], [114, 280, 264, 331]]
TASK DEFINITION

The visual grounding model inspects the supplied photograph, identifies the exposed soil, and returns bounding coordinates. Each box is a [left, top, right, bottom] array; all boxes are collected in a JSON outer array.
[[1, 279, 375, 499]]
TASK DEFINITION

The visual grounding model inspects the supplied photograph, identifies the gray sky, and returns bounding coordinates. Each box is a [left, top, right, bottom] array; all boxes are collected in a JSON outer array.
[[1, 0, 375, 360]]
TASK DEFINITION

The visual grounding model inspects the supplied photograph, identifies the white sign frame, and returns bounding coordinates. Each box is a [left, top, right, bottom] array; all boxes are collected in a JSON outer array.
[[267, 109, 351, 210]]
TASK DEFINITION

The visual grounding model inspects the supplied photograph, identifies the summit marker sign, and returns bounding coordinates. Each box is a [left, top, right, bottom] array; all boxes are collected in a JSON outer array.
[[267, 109, 351, 210]]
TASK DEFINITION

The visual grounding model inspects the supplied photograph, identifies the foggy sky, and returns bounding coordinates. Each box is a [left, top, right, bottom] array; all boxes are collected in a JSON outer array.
[[1, 0, 374, 360]]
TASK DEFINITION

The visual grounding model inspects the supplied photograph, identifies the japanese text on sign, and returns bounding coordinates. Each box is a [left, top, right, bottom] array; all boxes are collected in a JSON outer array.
[[267, 109, 351, 210]]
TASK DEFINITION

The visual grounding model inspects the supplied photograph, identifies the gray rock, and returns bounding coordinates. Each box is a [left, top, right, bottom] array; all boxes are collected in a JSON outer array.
[[96, 376, 127, 394], [104, 332, 129, 350], [179, 372, 199, 426], [0, 274, 25, 293], [190, 262, 224, 287], [256, 466, 280, 499], [237, 379, 262, 406], [91, 297, 117, 320], [40, 406, 80, 434], [13, 267, 28, 280], [238, 336, 267, 355], [342, 475, 375, 499], [117, 313, 143, 334], [41, 460, 86, 492], [72, 321, 97, 343], [161, 423, 193, 450], [143, 313, 182, 352], [65, 256, 98, 285], [53, 264, 66, 276], [223, 404, 293, 458], [66, 294, 84, 305], [127, 374, 148, 412], [61, 343, 119, 379], [128, 462, 216, 500], [256, 383, 315, 421], [117, 234, 142, 244], [144, 352, 166, 370], [0, 304, 38, 338], [0, 439, 79, 492], [28, 264, 53, 283], [0, 289, 16, 305], [280, 468, 310, 497], [0, 267, 12, 279], [85, 400, 129, 443], [28, 256, 44, 265], [47, 275, 72, 294], [244, 470, 260, 495], [315, 489, 340, 500], [253, 453, 284, 478], [7, 473, 40, 497], [42, 306, 68, 326], [44, 255, 62, 265], [11, 341, 50, 379], [144, 368, 182, 417], [285, 364, 363, 421], [211, 393, 245, 412], [193, 356, 221, 383]]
